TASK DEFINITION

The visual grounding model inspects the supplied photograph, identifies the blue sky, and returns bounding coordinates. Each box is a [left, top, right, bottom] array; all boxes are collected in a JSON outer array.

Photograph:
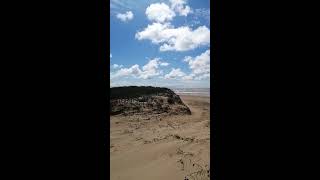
[[110, 0, 210, 88]]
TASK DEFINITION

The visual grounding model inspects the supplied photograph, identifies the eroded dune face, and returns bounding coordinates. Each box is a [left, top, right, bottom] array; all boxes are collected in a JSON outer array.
[[110, 86, 191, 116]]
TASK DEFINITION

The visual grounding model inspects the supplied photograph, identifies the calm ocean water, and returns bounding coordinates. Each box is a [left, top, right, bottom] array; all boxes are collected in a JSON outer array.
[[172, 88, 210, 97]]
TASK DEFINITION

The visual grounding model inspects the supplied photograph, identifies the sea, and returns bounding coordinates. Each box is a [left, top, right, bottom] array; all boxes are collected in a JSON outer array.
[[172, 88, 210, 97]]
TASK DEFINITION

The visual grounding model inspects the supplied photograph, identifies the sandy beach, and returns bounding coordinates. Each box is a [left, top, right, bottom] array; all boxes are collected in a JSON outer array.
[[110, 95, 210, 180]]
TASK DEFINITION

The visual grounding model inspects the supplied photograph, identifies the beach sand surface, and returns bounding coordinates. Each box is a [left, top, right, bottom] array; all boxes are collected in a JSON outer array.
[[110, 95, 210, 180]]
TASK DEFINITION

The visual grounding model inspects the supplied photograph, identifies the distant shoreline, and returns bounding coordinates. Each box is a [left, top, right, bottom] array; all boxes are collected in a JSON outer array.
[[174, 89, 210, 97], [176, 92, 210, 97]]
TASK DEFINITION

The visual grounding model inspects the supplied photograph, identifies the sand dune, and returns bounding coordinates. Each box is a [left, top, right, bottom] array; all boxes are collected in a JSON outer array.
[[110, 95, 210, 180]]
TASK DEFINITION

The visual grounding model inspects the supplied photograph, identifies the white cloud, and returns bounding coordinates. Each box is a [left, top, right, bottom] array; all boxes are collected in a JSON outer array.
[[160, 62, 169, 66], [112, 50, 210, 81], [164, 68, 186, 79], [184, 49, 210, 75], [183, 49, 210, 80], [110, 53, 112, 58], [181, 73, 195, 80], [140, 58, 161, 79], [135, 23, 170, 44], [114, 64, 142, 77], [112, 64, 123, 69], [145, 3, 176, 23], [135, 0, 209, 51], [116, 11, 134, 22], [136, 23, 210, 51], [144, 0, 191, 23], [169, 0, 192, 16], [112, 58, 168, 79]]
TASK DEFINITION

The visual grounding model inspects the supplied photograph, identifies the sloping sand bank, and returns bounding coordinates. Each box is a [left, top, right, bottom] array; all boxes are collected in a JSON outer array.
[[110, 95, 210, 180]]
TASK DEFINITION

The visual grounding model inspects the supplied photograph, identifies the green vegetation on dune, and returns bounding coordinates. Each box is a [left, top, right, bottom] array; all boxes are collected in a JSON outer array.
[[110, 86, 191, 116]]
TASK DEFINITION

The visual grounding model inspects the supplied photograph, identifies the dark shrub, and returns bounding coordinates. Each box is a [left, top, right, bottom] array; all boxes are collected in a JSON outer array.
[[167, 98, 174, 104], [159, 99, 164, 103]]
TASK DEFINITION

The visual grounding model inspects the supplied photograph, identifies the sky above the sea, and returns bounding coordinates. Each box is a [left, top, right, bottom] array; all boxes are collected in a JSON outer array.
[[110, 0, 210, 88]]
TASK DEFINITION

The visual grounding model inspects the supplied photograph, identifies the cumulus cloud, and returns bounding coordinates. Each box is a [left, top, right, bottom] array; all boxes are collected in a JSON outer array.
[[169, 0, 192, 16], [112, 58, 168, 79], [116, 11, 134, 22], [135, 23, 170, 44], [183, 49, 210, 80], [145, 3, 176, 23], [164, 68, 186, 79], [184, 49, 210, 75], [135, 22, 210, 51], [114, 64, 141, 77], [139, 58, 161, 79], [112, 64, 123, 69], [160, 62, 169, 66], [135, 0, 209, 51]]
